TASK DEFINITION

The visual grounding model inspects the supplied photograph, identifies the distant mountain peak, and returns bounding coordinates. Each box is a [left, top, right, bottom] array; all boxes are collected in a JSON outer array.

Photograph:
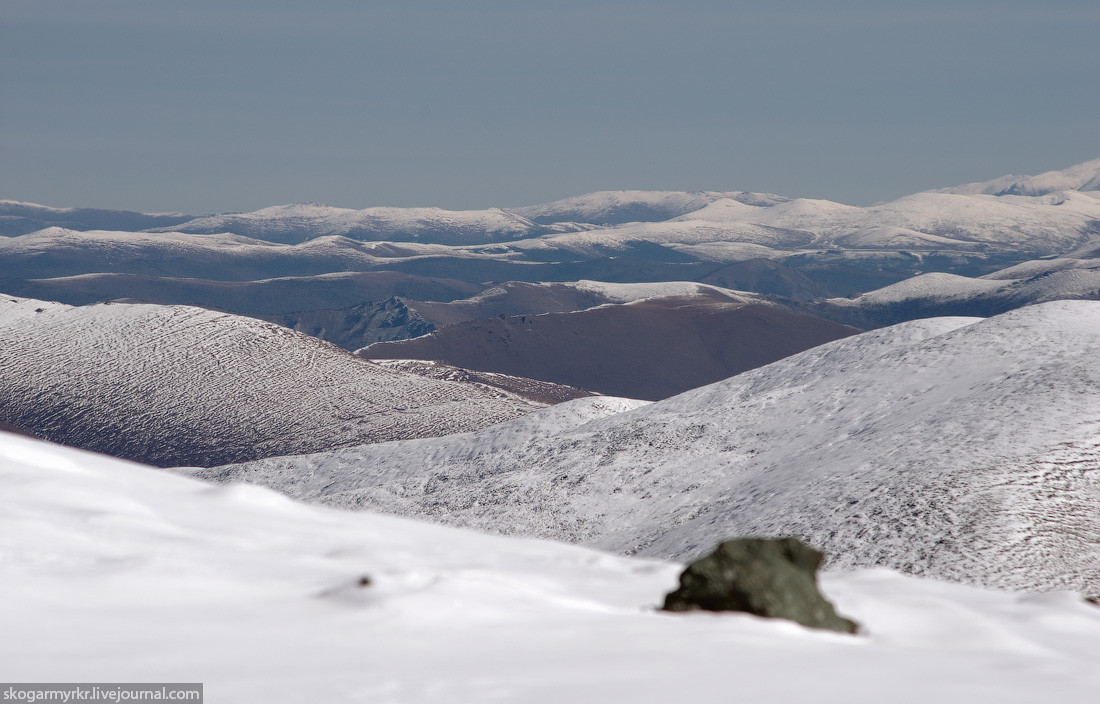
[[937, 157, 1100, 197]]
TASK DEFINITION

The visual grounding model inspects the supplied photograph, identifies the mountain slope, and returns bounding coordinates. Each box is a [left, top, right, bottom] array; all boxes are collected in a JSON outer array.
[[0, 227, 408, 280], [204, 301, 1100, 593], [4, 271, 482, 312], [405, 280, 763, 328], [810, 258, 1100, 328], [0, 200, 194, 236], [8, 431, 1100, 702], [0, 296, 548, 467], [360, 297, 860, 400], [158, 203, 577, 245], [938, 157, 1100, 196], [509, 190, 790, 225]]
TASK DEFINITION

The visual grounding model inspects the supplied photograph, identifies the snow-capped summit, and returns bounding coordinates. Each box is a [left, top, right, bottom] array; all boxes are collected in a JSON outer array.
[[157, 203, 555, 245], [509, 190, 790, 226], [937, 157, 1100, 196]]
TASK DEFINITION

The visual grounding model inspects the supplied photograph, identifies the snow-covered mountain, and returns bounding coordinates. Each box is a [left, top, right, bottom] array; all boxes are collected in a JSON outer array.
[[157, 203, 583, 245], [509, 190, 790, 225], [7, 430, 1100, 702], [937, 157, 1100, 196], [504, 174, 1100, 259], [0, 296, 548, 466], [0, 199, 193, 236], [6, 270, 482, 314], [811, 257, 1100, 327], [0, 227, 435, 280], [198, 301, 1100, 594], [7, 160, 1100, 313], [403, 279, 765, 327], [681, 190, 1100, 255]]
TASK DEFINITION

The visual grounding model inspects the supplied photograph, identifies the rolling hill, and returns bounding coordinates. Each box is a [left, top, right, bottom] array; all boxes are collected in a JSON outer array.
[[200, 301, 1100, 594], [0, 296, 551, 467]]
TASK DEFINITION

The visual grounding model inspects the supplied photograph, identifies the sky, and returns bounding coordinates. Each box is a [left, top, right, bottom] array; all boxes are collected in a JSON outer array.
[[2, 0, 1098, 214]]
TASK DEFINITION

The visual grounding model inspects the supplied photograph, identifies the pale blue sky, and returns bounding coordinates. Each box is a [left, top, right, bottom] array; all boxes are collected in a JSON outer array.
[[2, 0, 1098, 213]]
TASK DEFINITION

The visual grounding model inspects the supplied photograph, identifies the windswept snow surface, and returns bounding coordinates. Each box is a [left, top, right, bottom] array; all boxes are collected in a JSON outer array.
[[204, 302, 1100, 594], [0, 297, 546, 467], [5, 432, 1100, 703]]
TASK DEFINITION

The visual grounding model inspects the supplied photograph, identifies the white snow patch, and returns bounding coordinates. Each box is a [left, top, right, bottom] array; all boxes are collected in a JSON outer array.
[[4, 432, 1100, 702]]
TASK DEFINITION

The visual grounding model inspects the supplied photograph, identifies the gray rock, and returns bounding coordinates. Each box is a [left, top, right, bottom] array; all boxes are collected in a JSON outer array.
[[662, 537, 858, 634]]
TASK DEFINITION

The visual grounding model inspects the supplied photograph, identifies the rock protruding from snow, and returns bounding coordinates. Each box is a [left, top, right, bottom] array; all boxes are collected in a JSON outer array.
[[6, 431, 1100, 701], [662, 537, 859, 634]]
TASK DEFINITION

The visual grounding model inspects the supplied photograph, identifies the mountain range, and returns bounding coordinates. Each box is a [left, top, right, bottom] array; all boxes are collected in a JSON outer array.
[[4, 158, 1100, 594], [5, 159, 1100, 700]]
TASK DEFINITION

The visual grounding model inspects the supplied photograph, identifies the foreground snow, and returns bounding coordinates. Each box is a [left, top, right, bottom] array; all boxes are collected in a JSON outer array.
[[3, 433, 1100, 703]]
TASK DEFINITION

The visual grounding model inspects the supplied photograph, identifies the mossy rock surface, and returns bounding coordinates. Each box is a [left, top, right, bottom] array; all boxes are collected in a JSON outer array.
[[662, 537, 859, 634]]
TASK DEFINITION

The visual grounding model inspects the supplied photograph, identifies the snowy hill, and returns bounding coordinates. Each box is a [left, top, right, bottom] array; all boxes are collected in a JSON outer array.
[[0, 296, 547, 466], [158, 203, 575, 245], [708, 190, 1100, 254], [509, 190, 790, 225], [404, 279, 764, 327], [6, 431, 1100, 702], [938, 157, 1100, 196], [0, 199, 193, 236], [811, 257, 1100, 327], [0, 227, 447, 280], [201, 301, 1100, 594], [6, 270, 482, 313]]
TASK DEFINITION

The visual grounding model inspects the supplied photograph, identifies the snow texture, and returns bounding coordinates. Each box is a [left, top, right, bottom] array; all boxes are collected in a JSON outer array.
[[4, 431, 1100, 702], [201, 301, 1100, 594], [938, 157, 1100, 196], [0, 296, 546, 467]]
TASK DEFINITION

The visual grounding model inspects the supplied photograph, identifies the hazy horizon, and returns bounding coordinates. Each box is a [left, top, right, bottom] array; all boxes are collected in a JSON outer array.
[[3, 0, 1099, 214]]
